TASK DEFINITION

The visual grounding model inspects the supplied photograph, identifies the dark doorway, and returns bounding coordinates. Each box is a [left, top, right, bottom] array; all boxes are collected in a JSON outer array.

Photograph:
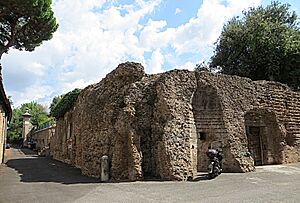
[[246, 126, 263, 166]]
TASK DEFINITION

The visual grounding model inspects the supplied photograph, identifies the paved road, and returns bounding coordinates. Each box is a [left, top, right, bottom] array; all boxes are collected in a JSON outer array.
[[0, 148, 299, 203]]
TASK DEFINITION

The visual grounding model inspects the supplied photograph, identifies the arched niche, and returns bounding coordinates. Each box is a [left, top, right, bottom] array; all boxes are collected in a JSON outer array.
[[244, 108, 284, 165]]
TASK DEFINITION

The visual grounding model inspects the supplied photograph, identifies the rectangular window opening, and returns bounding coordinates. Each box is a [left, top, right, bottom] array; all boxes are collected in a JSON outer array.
[[199, 132, 206, 141]]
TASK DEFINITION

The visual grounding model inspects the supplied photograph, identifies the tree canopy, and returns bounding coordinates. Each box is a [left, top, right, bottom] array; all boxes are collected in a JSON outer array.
[[0, 0, 58, 59], [49, 94, 63, 115], [7, 101, 51, 143], [210, 1, 300, 89]]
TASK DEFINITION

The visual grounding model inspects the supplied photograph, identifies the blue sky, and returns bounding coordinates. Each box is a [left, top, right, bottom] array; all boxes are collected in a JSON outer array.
[[2, 0, 300, 108]]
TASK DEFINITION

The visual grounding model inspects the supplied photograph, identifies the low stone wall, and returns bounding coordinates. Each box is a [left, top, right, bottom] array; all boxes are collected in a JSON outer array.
[[30, 125, 55, 151]]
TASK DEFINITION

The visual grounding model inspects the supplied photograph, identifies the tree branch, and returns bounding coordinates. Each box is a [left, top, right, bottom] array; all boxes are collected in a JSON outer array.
[[0, 7, 10, 18], [0, 13, 7, 18], [4, 18, 17, 50]]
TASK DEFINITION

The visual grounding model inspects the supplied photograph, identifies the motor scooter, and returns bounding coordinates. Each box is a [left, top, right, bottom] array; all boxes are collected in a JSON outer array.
[[207, 149, 222, 179]]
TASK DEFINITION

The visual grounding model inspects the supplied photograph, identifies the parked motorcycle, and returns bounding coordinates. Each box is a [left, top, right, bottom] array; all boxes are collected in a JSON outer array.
[[206, 148, 222, 179]]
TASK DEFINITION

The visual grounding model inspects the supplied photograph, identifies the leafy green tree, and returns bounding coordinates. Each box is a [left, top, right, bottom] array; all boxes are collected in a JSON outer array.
[[7, 101, 50, 143], [21, 102, 49, 126], [0, 0, 58, 70], [7, 107, 23, 143], [210, 1, 300, 89]]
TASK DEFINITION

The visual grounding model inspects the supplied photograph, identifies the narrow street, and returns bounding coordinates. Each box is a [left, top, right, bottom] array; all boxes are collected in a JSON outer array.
[[0, 148, 100, 203], [0, 148, 300, 203]]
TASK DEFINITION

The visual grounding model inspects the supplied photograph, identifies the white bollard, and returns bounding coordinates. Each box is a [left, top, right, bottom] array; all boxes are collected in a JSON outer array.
[[101, 155, 109, 182]]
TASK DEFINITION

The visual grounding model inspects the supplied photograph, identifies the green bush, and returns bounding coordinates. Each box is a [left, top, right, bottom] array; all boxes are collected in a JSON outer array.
[[50, 88, 81, 119]]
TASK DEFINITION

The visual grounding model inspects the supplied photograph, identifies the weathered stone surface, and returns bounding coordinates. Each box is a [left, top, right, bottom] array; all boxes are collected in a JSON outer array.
[[50, 62, 300, 181], [152, 70, 197, 180], [50, 62, 198, 180], [195, 72, 300, 172]]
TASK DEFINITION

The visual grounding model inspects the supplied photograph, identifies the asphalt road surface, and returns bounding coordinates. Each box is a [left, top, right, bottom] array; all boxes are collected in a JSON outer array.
[[0, 148, 299, 203]]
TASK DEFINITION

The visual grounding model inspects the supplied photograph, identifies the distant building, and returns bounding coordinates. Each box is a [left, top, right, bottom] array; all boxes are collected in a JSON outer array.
[[0, 75, 12, 163]]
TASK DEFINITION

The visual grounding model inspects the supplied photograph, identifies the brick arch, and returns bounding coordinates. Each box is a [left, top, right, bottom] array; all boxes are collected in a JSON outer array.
[[192, 84, 225, 171]]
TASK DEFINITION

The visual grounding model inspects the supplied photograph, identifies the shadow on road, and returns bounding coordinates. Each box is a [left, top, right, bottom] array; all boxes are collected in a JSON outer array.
[[6, 156, 101, 185], [190, 173, 210, 182], [20, 148, 38, 156], [5, 148, 213, 184]]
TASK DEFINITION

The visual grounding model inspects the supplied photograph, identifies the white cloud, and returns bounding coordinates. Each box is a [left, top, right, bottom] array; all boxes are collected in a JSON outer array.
[[2, 0, 162, 107], [173, 61, 196, 71], [138, 0, 262, 59], [171, 0, 262, 55], [61, 79, 94, 93], [26, 62, 47, 76], [1, 0, 263, 108], [175, 8, 182, 15], [139, 19, 175, 51], [9, 84, 54, 108], [147, 48, 164, 74]]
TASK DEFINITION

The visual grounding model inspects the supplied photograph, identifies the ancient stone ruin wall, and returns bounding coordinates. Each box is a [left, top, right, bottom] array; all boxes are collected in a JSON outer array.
[[195, 72, 300, 172], [285, 91, 300, 159], [73, 63, 145, 180], [152, 70, 197, 180], [50, 62, 197, 181], [192, 80, 228, 171], [50, 62, 300, 181], [124, 75, 159, 178], [50, 112, 73, 164], [194, 72, 256, 172], [254, 81, 300, 162], [244, 109, 284, 165]]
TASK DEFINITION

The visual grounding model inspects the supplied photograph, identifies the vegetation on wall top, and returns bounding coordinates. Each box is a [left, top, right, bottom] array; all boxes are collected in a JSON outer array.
[[50, 88, 81, 119]]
